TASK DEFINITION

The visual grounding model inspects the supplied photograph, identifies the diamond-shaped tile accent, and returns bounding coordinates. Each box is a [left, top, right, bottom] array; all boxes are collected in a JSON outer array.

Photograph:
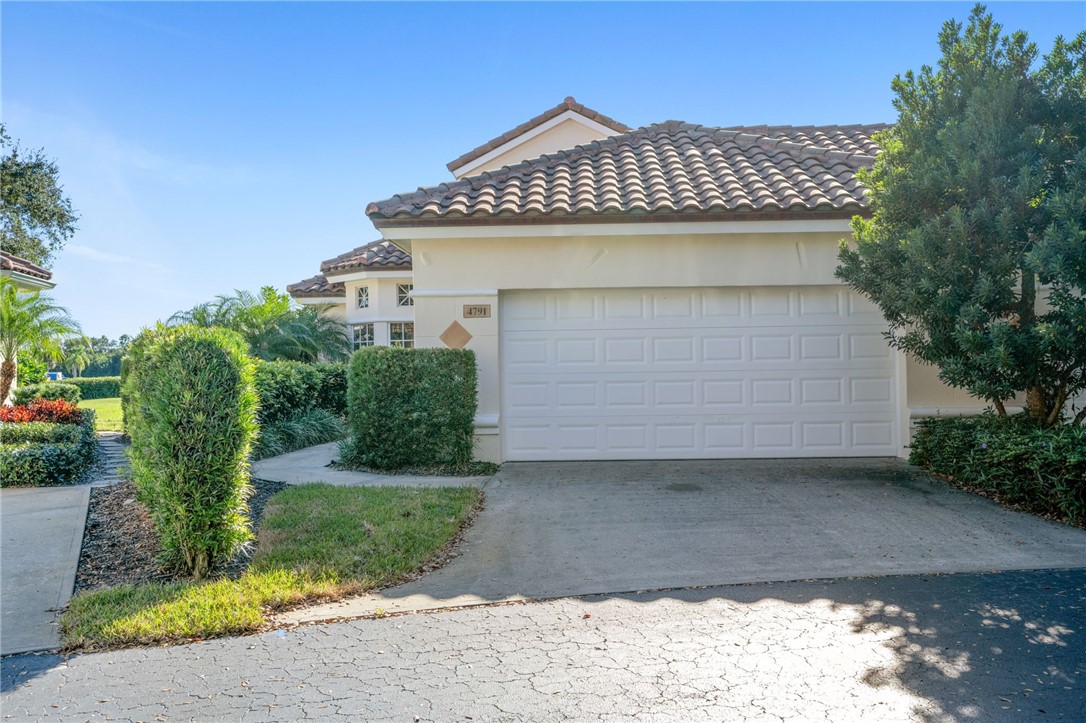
[[440, 320, 472, 349]]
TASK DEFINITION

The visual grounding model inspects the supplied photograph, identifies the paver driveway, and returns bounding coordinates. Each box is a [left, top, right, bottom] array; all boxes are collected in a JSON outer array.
[[286, 457, 1086, 623]]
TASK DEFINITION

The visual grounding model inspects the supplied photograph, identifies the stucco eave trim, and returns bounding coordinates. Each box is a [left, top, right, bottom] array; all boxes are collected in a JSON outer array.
[[378, 217, 857, 240], [0, 270, 56, 290]]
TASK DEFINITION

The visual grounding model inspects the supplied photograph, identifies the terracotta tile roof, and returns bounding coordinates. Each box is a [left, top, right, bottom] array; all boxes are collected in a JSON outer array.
[[446, 96, 632, 173], [369, 121, 888, 226], [319, 239, 412, 275], [0, 252, 53, 280], [287, 275, 345, 299], [722, 123, 887, 156]]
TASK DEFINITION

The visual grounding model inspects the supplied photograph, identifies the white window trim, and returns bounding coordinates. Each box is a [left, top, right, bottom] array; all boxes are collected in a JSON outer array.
[[389, 321, 414, 348], [397, 284, 414, 307], [356, 286, 370, 309], [351, 322, 375, 349]]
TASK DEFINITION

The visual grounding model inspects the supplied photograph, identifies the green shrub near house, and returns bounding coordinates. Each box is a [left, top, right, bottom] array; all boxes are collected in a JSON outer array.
[[341, 347, 477, 470], [13, 381, 82, 405], [252, 407, 346, 460], [910, 414, 1086, 526], [0, 413, 98, 487], [124, 325, 258, 580], [63, 376, 121, 400], [252, 360, 347, 424]]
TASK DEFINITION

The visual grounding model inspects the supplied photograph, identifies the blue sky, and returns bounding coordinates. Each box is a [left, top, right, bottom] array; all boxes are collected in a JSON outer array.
[[4, 1, 1084, 338]]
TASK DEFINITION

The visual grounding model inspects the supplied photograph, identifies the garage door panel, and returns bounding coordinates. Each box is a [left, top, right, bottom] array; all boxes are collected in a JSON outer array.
[[502, 288, 898, 460], [506, 371, 895, 417], [503, 414, 897, 460], [505, 328, 892, 371], [506, 288, 883, 332]]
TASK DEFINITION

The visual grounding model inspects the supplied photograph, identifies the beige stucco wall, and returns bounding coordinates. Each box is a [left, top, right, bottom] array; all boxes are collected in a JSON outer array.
[[458, 119, 613, 177], [406, 230, 985, 461]]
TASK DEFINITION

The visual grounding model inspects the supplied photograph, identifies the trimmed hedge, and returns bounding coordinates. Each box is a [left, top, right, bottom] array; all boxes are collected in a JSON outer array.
[[13, 382, 82, 405], [64, 376, 121, 400], [0, 414, 98, 487], [252, 360, 346, 424], [342, 347, 477, 470], [910, 414, 1086, 526], [124, 325, 259, 579]]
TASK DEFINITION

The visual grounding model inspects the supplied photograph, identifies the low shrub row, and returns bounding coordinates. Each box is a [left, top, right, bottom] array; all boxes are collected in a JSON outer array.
[[910, 414, 1086, 526], [252, 408, 346, 460], [13, 382, 82, 405], [253, 361, 346, 424], [0, 412, 98, 487], [64, 376, 122, 400], [341, 347, 476, 470]]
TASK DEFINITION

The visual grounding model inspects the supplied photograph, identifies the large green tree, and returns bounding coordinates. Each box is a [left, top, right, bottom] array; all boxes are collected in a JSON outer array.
[[0, 277, 82, 402], [837, 5, 1086, 427], [169, 286, 350, 363], [0, 125, 79, 267]]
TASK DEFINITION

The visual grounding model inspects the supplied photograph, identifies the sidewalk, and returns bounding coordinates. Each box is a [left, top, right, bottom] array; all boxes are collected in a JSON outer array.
[[0, 486, 89, 655], [1, 433, 126, 656], [251, 442, 492, 488]]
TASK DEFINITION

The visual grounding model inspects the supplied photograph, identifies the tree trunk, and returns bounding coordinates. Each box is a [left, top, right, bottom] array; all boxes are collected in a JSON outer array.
[[0, 359, 16, 404], [1026, 386, 1048, 426], [1020, 268, 1047, 425]]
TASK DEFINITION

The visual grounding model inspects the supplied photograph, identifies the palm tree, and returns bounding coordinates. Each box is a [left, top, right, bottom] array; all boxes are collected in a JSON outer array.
[[63, 336, 94, 377], [0, 278, 82, 402], [169, 287, 349, 362]]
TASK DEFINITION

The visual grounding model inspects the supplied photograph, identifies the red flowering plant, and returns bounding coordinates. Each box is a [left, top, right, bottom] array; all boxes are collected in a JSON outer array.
[[0, 398, 84, 426]]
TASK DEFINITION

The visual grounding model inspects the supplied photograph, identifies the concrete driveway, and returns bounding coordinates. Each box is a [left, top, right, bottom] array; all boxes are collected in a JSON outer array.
[[282, 457, 1086, 623]]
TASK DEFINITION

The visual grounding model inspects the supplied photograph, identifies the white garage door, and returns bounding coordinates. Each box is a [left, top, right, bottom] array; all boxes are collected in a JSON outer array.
[[501, 287, 899, 460]]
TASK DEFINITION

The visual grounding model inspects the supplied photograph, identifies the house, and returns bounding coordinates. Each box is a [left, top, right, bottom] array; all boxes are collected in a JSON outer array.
[[290, 98, 985, 463], [1, 252, 55, 292], [1, 252, 56, 403]]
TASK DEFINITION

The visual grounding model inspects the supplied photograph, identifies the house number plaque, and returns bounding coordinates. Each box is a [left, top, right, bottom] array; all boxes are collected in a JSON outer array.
[[463, 304, 491, 319]]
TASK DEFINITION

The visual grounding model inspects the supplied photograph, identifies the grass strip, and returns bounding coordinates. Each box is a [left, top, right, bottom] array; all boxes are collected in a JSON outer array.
[[62, 484, 481, 649]]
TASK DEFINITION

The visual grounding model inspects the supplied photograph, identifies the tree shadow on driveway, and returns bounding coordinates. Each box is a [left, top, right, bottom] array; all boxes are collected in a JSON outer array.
[[573, 568, 1085, 722]]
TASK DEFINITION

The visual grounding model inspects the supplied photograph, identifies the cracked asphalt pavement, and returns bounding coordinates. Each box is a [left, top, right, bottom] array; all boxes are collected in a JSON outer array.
[[3, 568, 1084, 721]]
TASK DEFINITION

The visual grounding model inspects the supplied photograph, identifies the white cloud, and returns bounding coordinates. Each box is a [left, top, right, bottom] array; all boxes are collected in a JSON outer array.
[[66, 244, 171, 273]]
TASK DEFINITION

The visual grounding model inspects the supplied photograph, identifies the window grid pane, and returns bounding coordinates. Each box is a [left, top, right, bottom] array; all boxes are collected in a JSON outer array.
[[352, 323, 374, 350], [356, 286, 369, 309], [390, 322, 414, 348], [397, 284, 414, 307]]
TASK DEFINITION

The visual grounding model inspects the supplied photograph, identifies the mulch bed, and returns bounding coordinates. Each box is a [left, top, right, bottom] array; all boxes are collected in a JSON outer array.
[[75, 478, 287, 593]]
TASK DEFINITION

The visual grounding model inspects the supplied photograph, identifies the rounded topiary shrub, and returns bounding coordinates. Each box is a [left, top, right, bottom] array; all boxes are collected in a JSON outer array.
[[124, 325, 258, 579]]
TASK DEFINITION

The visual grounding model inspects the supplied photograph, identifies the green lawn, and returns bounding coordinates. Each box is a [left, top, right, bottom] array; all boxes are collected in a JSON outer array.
[[78, 397, 123, 433], [61, 484, 481, 649]]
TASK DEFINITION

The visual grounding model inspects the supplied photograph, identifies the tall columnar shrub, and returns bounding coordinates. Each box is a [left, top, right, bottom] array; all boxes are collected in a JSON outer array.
[[124, 325, 258, 580], [345, 348, 477, 470]]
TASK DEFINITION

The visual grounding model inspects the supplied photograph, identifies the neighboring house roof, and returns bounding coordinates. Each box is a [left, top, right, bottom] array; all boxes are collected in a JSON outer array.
[[319, 239, 413, 275], [368, 121, 889, 227], [286, 275, 345, 299], [0, 251, 55, 289], [0, 252, 53, 281], [446, 96, 632, 174]]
